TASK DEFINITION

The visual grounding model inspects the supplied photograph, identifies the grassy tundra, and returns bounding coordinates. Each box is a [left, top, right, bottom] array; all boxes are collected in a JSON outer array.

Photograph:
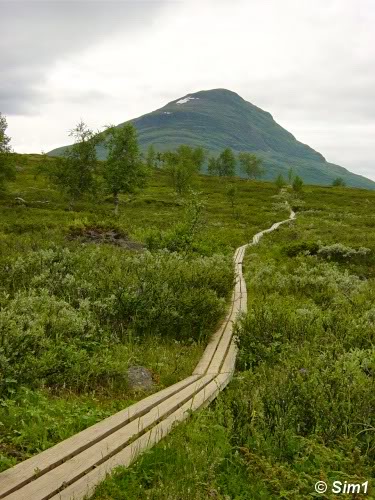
[[93, 186, 375, 499], [0, 153, 281, 471], [0, 154, 374, 498]]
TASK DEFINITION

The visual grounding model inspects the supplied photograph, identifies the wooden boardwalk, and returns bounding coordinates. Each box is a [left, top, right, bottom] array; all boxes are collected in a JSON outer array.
[[0, 208, 295, 500]]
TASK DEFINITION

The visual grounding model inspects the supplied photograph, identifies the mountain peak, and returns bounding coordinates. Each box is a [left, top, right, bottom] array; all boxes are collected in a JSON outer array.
[[48, 89, 375, 189], [169, 88, 243, 106]]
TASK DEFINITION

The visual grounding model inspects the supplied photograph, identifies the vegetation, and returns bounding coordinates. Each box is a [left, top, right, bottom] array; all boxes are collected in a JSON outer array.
[[103, 124, 148, 214], [332, 176, 346, 187], [145, 144, 157, 169], [238, 151, 264, 180], [47, 121, 99, 208], [48, 89, 375, 189], [0, 112, 15, 191], [93, 185, 375, 499], [226, 184, 237, 210], [292, 174, 304, 192], [0, 151, 282, 472], [1, 141, 374, 497], [161, 145, 204, 195], [208, 148, 236, 177], [275, 173, 286, 189]]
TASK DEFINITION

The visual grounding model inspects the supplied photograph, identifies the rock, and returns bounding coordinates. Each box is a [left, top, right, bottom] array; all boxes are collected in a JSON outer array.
[[127, 365, 155, 391]]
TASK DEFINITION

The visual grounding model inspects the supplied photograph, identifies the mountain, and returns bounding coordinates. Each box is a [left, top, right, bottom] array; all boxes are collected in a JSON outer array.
[[48, 89, 375, 189]]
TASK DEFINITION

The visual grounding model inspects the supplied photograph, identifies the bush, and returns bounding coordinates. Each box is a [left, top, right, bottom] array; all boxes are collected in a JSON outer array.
[[0, 290, 121, 394], [292, 175, 304, 192], [317, 243, 371, 263], [232, 246, 375, 489], [144, 192, 205, 253], [332, 177, 346, 187], [235, 295, 323, 370], [256, 347, 375, 450], [0, 246, 234, 394], [284, 240, 320, 257], [275, 174, 286, 189]]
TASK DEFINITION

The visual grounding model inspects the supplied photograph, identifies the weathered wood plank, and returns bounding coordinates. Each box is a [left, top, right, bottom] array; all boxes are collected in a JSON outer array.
[[220, 341, 237, 375], [193, 290, 237, 376], [0, 375, 201, 499], [5, 375, 215, 500], [51, 373, 231, 500], [206, 319, 234, 374], [192, 306, 232, 375]]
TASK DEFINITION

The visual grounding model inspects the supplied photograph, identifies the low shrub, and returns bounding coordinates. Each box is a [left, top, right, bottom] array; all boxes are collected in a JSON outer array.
[[0, 246, 233, 395]]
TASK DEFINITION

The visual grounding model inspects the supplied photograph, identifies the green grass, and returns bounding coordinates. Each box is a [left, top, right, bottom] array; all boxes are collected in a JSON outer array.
[[0, 153, 284, 471], [93, 185, 375, 499], [1, 155, 374, 497]]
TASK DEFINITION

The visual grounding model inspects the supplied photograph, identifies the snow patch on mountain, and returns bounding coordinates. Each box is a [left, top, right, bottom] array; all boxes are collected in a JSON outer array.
[[176, 96, 200, 105]]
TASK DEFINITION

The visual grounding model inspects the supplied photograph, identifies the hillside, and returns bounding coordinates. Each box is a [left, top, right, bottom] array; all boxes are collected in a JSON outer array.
[[48, 89, 375, 190]]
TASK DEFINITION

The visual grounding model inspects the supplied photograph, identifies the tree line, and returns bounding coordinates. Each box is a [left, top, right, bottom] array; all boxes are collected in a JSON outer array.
[[146, 145, 266, 192], [0, 112, 348, 208]]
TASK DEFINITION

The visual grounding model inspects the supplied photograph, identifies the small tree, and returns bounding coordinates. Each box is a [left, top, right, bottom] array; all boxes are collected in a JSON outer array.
[[292, 175, 304, 193], [238, 152, 264, 180], [0, 112, 15, 191], [146, 145, 156, 169], [49, 121, 99, 208], [163, 145, 205, 195], [275, 173, 286, 190], [287, 167, 295, 184], [332, 177, 346, 187], [218, 148, 236, 177], [226, 184, 237, 209], [155, 152, 164, 169], [103, 124, 148, 215], [207, 156, 219, 176], [145, 190, 205, 253]]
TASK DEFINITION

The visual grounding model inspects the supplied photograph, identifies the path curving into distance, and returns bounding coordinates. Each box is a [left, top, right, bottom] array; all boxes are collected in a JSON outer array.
[[0, 207, 295, 500]]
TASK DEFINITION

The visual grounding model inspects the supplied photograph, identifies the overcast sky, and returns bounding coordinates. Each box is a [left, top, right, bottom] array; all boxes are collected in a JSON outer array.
[[1, 0, 374, 180]]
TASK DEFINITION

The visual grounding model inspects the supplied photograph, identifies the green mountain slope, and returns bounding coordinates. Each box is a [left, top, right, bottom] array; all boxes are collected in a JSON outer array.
[[48, 88, 375, 189]]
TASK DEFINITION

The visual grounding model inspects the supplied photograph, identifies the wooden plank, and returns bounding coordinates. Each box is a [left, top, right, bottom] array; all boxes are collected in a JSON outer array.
[[220, 342, 237, 375], [192, 328, 224, 375], [233, 247, 241, 262], [206, 319, 234, 374], [193, 291, 237, 375], [5, 375, 216, 500], [195, 239, 246, 377], [192, 309, 231, 375], [51, 373, 231, 500], [0, 375, 201, 499]]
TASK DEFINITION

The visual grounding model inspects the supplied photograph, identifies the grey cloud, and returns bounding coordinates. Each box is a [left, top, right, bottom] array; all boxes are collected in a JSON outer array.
[[0, 0, 169, 114], [0, 83, 45, 115], [243, 69, 375, 125], [239, 1, 375, 126]]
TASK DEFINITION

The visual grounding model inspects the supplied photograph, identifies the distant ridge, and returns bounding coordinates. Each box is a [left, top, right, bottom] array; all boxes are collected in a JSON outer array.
[[48, 88, 375, 189]]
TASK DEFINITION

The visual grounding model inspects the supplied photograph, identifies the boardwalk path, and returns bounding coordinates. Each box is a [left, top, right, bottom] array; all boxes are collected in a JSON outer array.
[[0, 208, 295, 500]]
